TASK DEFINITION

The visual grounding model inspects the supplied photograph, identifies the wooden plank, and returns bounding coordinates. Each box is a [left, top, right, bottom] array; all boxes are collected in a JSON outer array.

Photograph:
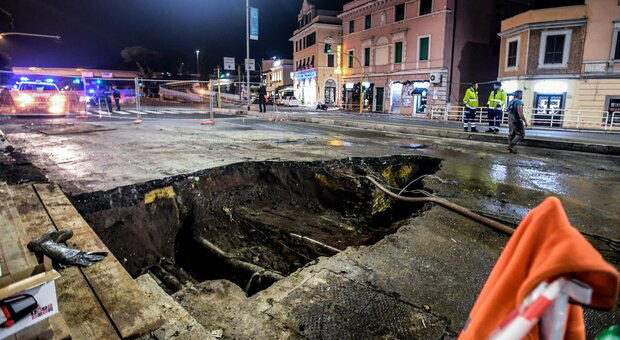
[[55, 267, 120, 339], [6, 184, 72, 340], [34, 184, 164, 339], [0, 184, 64, 339], [0, 183, 32, 274], [9, 184, 118, 340]]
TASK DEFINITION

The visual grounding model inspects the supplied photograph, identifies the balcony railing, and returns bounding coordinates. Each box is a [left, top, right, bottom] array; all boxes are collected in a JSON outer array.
[[582, 61, 614, 73]]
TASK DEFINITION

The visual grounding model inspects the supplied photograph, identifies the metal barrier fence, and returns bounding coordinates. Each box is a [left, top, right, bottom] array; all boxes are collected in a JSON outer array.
[[0, 70, 271, 117], [1, 70, 617, 132], [423, 106, 619, 132]]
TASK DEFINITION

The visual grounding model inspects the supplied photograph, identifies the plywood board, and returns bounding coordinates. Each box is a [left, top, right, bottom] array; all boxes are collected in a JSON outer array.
[[34, 184, 163, 338]]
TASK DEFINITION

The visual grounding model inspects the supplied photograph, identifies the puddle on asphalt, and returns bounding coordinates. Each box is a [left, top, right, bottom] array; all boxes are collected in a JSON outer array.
[[327, 139, 354, 147], [71, 156, 442, 295], [400, 143, 428, 149]]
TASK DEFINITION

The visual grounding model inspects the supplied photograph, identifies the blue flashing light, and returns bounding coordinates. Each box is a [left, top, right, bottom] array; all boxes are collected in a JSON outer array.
[[96, 79, 102, 84], [45, 78, 55, 83], [20, 77, 29, 82], [88, 89, 95, 94], [73, 78, 81, 84]]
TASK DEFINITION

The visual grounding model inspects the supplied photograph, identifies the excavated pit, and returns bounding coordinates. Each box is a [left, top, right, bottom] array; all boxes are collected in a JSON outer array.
[[72, 155, 442, 294]]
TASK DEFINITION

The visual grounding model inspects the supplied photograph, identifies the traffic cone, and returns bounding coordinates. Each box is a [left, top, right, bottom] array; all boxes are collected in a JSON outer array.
[[134, 119, 143, 124]]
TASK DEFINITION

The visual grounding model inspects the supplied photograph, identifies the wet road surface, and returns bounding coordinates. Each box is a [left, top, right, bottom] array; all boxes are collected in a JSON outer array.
[[0, 114, 618, 336]]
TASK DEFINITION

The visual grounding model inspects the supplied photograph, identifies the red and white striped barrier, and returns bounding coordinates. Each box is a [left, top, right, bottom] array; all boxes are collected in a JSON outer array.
[[490, 278, 592, 340]]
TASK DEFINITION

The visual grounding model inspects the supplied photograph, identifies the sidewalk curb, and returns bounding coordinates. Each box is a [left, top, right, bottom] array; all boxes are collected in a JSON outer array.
[[242, 111, 620, 156]]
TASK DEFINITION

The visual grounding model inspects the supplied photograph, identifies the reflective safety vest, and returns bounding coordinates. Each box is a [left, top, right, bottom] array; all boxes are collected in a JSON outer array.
[[488, 89, 508, 110], [463, 87, 479, 109]]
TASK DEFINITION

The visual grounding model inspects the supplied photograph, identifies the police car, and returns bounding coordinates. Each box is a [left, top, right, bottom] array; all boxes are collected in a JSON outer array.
[[9, 81, 68, 115]]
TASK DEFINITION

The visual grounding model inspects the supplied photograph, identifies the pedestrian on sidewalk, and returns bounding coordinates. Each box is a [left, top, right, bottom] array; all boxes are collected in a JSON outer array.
[[258, 85, 267, 113], [486, 82, 507, 134], [507, 90, 528, 154], [112, 86, 121, 111], [463, 83, 479, 132]]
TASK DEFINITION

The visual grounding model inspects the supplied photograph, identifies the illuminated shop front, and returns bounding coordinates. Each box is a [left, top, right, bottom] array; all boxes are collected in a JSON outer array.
[[390, 80, 430, 115], [293, 69, 317, 106]]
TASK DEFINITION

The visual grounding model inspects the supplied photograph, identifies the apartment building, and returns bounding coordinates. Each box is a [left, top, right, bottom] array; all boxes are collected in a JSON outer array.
[[262, 59, 294, 96], [497, 0, 620, 128], [290, 0, 343, 106], [338, 0, 533, 114]]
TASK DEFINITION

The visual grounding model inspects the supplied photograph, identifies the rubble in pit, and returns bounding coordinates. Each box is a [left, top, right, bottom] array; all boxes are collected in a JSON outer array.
[[71, 155, 442, 294]]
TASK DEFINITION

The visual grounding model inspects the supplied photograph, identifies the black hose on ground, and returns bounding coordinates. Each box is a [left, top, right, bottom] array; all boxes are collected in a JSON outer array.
[[365, 176, 516, 235]]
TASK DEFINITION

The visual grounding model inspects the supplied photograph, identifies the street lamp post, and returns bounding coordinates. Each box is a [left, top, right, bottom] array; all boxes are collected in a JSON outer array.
[[0, 32, 61, 40], [246, 0, 250, 111], [196, 50, 200, 77]]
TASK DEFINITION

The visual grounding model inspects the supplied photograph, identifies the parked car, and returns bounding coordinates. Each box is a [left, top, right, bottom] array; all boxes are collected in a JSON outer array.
[[282, 96, 301, 107], [9, 81, 69, 115]]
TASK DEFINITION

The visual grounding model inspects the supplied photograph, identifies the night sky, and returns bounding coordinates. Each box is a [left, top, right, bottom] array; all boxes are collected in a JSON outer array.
[[0, 0, 581, 74], [0, 0, 331, 73]]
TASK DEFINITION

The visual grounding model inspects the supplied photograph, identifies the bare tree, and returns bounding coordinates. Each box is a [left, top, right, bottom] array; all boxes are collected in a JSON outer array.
[[121, 46, 160, 77], [0, 7, 14, 32]]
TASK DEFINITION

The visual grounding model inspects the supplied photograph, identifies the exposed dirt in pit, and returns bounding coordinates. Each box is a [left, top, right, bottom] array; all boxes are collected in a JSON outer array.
[[72, 155, 442, 294], [0, 146, 49, 185]]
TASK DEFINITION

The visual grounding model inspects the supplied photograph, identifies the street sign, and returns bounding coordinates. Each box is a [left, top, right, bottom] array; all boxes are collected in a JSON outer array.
[[224, 57, 235, 71], [250, 7, 259, 40], [101, 72, 113, 78], [245, 59, 255, 72], [81, 72, 94, 78]]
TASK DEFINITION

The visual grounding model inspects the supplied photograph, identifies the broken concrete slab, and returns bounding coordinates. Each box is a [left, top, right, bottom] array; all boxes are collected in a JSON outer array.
[[173, 280, 298, 339], [137, 274, 211, 340]]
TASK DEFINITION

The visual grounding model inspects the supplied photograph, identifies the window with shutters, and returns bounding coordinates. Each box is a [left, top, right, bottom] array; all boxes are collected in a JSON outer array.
[[505, 36, 520, 70], [420, 0, 432, 15], [328, 54, 335, 67], [507, 41, 518, 66], [544, 35, 565, 64], [394, 42, 403, 64], [613, 28, 620, 60], [395, 4, 405, 22], [418, 36, 430, 61], [348, 50, 354, 68], [539, 29, 571, 68], [364, 48, 371, 66], [306, 32, 316, 47]]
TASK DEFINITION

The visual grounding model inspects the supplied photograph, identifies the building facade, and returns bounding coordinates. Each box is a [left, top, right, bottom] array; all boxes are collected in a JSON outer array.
[[340, 0, 450, 114], [263, 59, 294, 96], [337, 0, 528, 114], [290, 0, 343, 107], [497, 0, 620, 128]]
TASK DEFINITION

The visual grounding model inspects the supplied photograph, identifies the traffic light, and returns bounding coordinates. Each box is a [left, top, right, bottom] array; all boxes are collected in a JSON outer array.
[[324, 44, 332, 54]]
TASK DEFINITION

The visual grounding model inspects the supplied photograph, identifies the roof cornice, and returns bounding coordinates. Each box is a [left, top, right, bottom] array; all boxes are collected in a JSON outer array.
[[498, 19, 587, 37]]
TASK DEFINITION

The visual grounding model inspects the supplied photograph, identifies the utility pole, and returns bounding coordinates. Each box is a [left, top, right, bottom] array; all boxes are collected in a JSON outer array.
[[238, 64, 242, 101], [217, 66, 221, 108], [246, 0, 251, 111]]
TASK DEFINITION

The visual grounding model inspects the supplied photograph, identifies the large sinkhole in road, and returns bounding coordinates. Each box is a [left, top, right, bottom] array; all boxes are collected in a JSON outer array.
[[72, 156, 442, 295]]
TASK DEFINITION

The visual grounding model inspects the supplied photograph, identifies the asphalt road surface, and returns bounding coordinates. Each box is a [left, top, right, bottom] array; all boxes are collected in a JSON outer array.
[[0, 112, 617, 337]]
